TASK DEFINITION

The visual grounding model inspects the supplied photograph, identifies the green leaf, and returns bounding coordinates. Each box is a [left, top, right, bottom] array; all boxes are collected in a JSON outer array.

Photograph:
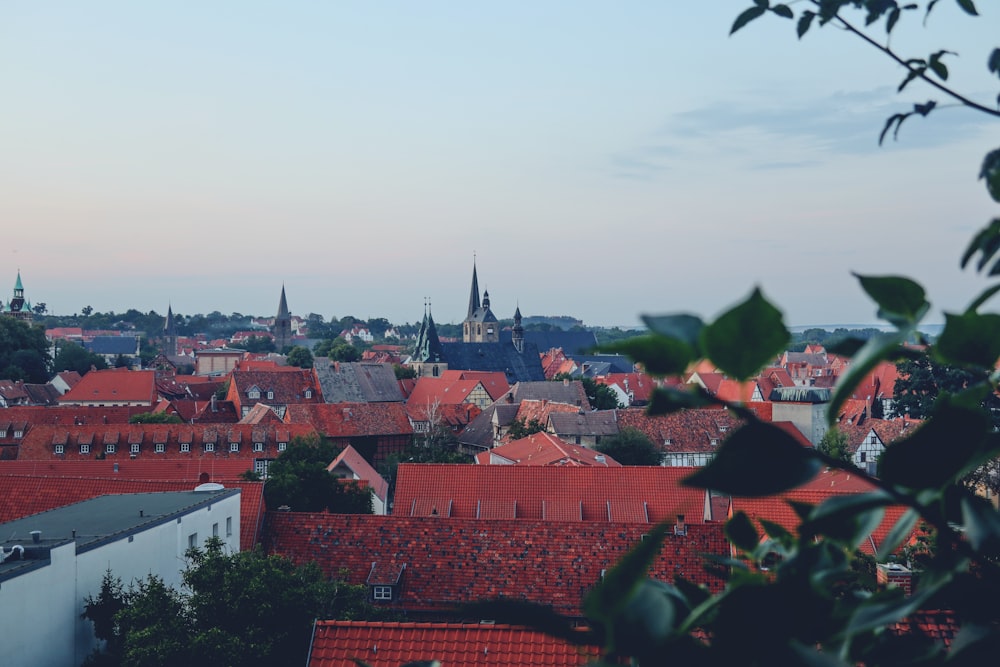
[[878, 398, 992, 490], [828, 331, 910, 427], [854, 274, 928, 326], [989, 48, 1000, 80], [961, 494, 1000, 552], [646, 386, 715, 416], [979, 149, 1000, 203], [886, 7, 900, 32], [876, 508, 919, 560], [684, 421, 821, 496], [965, 283, 1000, 313], [797, 10, 815, 38], [601, 334, 695, 377], [584, 523, 667, 624], [641, 313, 704, 349], [770, 4, 793, 19], [700, 288, 788, 381], [961, 218, 1000, 270], [800, 493, 889, 548], [726, 511, 762, 552], [847, 587, 937, 636], [955, 0, 978, 16], [458, 599, 595, 646], [935, 311, 1000, 367], [879, 112, 909, 144], [788, 640, 852, 667], [928, 50, 952, 80], [759, 518, 794, 543], [730, 5, 767, 35]]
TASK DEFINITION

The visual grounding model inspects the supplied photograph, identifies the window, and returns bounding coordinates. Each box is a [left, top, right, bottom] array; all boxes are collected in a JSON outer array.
[[277, 442, 287, 452], [860, 452, 867, 463], [304, 389, 312, 399], [55, 444, 64, 454], [248, 389, 260, 399], [254, 459, 272, 477], [710, 438, 719, 446], [226, 517, 233, 537], [373, 586, 393, 601], [212, 523, 219, 538], [205, 442, 215, 453], [80, 444, 90, 455], [13, 428, 23, 439], [664, 438, 672, 445], [180, 443, 190, 453], [230, 442, 239, 452], [241, 407, 249, 417], [868, 434, 878, 445], [155, 443, 165, 453], [253, 442, 263, 452], [267, 391, 274, 400], [130, 443, 140, 454], [106, 443, 116, 454], [188, 533, 198, 548]]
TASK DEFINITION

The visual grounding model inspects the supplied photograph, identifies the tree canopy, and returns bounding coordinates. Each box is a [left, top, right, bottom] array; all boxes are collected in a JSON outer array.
[[52, 340, 108, 376], [284, 345, 314, 369], [83, 539, 386, 667], [0, 317, 51, 383], [595, 427, 662, 466], [262, 436, 373, 514]]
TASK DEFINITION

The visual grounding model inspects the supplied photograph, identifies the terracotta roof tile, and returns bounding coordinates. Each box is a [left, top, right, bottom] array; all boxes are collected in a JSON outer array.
[[307, 621, 600, 667]]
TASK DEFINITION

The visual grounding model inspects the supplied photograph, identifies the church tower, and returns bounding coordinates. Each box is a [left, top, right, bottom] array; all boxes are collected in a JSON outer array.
[[462, 261, 499, 343], [5, 271, 32, 323], [163, 303, 178, 357], [273, 285, 292, 352], [410, 300, 448, 377], [512, 305, 525, 354]]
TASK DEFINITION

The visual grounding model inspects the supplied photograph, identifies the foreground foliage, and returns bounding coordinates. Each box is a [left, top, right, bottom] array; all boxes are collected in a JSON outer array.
[[477, 2, 1000, 665]]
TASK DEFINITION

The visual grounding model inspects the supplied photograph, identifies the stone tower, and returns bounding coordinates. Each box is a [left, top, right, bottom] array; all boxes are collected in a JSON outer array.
[[462, 261, 499, 344], [273, 285, 292, 352]]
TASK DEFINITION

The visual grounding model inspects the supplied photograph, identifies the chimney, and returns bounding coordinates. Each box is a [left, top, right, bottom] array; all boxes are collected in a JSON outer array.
[[877, 563, 914, 596], [30, 530, 41, 544], [674, 514, 687, 536]]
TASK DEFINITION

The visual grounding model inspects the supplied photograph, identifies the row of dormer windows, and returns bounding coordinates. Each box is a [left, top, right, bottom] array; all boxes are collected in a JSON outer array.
[[54, 442, 288, 455]]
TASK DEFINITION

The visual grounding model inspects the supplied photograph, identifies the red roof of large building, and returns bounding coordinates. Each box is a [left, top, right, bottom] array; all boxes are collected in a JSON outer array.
[[393, 464, 707, 523], [617, 407, 741, 455], [307, 621, 599, 667], [287, 403, 414, 438], [0, 474, 264, 550], [265, 514, 728, 616], [58, 368, 159, 405]]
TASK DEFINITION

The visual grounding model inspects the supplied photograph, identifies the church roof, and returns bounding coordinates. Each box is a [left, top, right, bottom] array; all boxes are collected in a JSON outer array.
[[439, 341, 545, 383]]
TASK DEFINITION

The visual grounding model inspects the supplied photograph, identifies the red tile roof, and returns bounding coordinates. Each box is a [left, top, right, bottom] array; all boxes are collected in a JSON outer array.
[[307, 621, 599, 667], [595, 372, 658, 403], [474, 432, 621, 467], [264, 514, 728, 616], [617, 407, 741, 455], [327, 445, 389, 502], [406, 378, 485, 407], [0, 474, 264, 550], [58, 368, 159, 405], [287, 403, 414, 438], [393, 464, 707, 523]]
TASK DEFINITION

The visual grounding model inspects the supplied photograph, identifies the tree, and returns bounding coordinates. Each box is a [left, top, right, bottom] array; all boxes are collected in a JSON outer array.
[[479, 3, 1000, 665], [81, 305, 93, 317], [241, 335, 276, 353], [394, 363, 417, 379], [817, 427, 852, 464], [890, 355, 998, 422], [52, 341, 108, 375], [506, 417, 545, 440], [285, 345, 314, 368], [263, 435, 373, 514], [82, 538, 385, 667], [32, 302, 46, 315], [0, 317, 51, 383], [582, 376, 624, 410], [595, 427, 662, 466], [314, 337, 361, 362]]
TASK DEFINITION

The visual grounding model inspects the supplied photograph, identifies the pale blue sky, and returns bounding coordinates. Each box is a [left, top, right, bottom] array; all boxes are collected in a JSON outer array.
[[1, 2, 997, 328]]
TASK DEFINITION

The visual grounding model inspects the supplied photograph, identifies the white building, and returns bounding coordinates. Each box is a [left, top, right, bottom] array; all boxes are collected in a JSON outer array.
[[0, 486, 241, 667]]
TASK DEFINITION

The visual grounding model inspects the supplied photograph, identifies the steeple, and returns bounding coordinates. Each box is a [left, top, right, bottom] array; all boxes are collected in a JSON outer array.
[[6, 270, 30, 322], [273, 285, 292, 352], [512, 305, 524, 353], [163, 303, 178, 356], [467, 260, 481, 319]]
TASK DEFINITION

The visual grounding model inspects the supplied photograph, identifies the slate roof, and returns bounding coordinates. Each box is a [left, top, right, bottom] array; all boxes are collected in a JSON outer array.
[[474, 432, 621, 467], [264, 514, 729, 617], [313, 360, 405, 403], [286, 403, 414, 438], [393, 464, 708, 523], [500, 381, 591, 410], [548, 410, 620, 438], [455, 405, 501, 450], [572, 355, 635, 375], [439, 341, 546, 383], [0, 474, 264, 550], [84, 336, 140, 355], [58, 369, 158, 405], [499, 330, 598, 357], [307, 621, 599, 667]]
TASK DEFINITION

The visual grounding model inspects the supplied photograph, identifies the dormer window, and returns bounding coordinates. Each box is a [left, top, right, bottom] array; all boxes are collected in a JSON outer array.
[[80, 444, 90, 454], [305, 389, 312, 399], [373, 586, 393, 601], [710, 438, 719, 446], [205, 442, 215, 453], [155, 443, 165, 453], [248, 388, 261, 400], [253, 442, 264, 452], [180, 442, 190, 453], [130, 443, 140, 454], [106, 443, 116, 454], [230, 442, 240, 452], [13, 428, 23, 439], [267, 391, 274, 400], [278, 442, 287, 452], [54, 444, 64, 455]]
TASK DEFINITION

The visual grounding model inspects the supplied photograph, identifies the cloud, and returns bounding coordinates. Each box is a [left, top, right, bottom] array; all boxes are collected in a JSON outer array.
[[611, 86, 993, 178]]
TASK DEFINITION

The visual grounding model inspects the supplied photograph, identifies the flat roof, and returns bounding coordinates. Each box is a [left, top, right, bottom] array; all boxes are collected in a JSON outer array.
[[0, 488, 239, 580]]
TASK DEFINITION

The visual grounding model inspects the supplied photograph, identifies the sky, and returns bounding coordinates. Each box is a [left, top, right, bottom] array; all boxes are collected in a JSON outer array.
[[1, 2, 997, 329]]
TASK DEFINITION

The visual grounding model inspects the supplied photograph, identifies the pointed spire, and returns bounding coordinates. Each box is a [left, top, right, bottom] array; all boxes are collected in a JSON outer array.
[[277, 285, 290, 319], [467, 260, 481, 319], [165, 303, 175, 331], [14, 271, 23, 292]]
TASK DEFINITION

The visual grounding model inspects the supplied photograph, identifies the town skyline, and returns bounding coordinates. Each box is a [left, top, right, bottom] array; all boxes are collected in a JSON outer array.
[[3, 2, 997, 327]]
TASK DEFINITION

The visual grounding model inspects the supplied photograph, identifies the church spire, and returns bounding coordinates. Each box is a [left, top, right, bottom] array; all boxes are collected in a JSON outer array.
[[467, 259, 481, 319], [273, 285, 292, 352], [277, 285, 290, 319]]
